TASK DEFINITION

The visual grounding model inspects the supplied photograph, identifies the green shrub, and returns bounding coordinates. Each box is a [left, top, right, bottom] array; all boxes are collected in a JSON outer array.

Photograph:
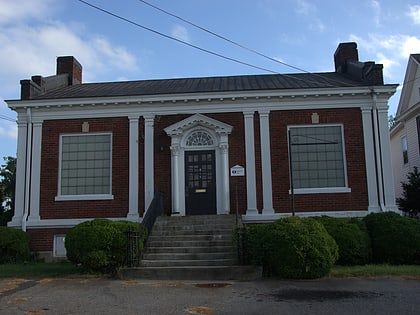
[[0, 226, 30, 263], [65, 219, 140, 273], [397, 167, 420, 217], [363, 212, 420, 264], [314, 216, 371, 265], [248, 217, 338, 279]]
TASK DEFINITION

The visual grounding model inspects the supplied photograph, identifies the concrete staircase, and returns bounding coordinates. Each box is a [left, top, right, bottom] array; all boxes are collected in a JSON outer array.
[[118, 215, 261, 280]]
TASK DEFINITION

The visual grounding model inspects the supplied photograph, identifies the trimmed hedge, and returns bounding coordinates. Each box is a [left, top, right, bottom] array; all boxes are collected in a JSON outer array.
[[314, 216, 371, 265], [0, 226, 30, 263], [65, 219, 140, 272], [248, 217, 338, 279], [363, 212, 420, 265]]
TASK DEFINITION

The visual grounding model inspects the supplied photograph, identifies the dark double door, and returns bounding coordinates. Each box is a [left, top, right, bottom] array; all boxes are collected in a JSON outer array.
[[185, 150, 216, 215]]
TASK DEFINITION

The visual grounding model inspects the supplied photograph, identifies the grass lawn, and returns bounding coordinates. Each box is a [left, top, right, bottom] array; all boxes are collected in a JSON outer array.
[[1, 262, 420, 278], [0, 261, 95, 278], [330, 264, 420, 278]]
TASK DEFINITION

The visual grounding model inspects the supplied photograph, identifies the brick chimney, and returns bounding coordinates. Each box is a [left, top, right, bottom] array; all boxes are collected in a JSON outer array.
[[57, 56, 82, 85], [334, 42, 359, 73], [20, 56, 83, 100]]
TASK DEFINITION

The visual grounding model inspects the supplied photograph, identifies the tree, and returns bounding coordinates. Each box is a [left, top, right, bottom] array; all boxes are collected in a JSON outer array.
[[0, 156, 16, 226], [397, 167, 420, 218]]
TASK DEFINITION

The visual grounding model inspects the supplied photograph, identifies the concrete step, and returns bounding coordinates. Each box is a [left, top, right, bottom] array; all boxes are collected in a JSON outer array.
[[140, 258, 235, 267], [142, 252, 236, 261], [144, 245, 234, 254], [146, 239, 233, 247], [151, 227, 234, 236], [117, 265, 262, 281], [147, 234, 232, 242]]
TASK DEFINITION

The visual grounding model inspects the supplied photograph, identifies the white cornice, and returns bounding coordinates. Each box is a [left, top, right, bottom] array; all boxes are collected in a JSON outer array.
[[7, 85, 397, 110]]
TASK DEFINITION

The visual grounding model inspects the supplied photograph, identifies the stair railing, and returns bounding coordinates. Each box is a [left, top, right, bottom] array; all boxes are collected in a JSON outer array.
[[126, 191, 164, 267]]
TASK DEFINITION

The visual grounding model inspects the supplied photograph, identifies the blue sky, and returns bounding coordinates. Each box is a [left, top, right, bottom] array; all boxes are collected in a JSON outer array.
[[1, 0, 420, 159]]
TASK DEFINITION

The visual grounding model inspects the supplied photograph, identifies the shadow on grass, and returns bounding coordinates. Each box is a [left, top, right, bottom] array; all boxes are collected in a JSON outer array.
[[0, 261, 97, 278]]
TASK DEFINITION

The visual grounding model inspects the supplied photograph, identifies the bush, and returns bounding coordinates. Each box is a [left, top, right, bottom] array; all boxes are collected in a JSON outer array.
[[397, 167, 420, 217], [363, 212, 420, 264], [248, 217, 338, 279], [0, 226, 30, 263], [65, 219, 141, 273], [314, 216, 371, 265]]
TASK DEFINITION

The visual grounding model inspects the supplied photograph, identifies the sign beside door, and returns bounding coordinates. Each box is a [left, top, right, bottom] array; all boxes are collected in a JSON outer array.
[[230, 165, 245, 177]]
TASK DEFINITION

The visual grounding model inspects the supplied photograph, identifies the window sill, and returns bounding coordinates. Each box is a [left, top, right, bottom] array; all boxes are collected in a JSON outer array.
[[289, 187, 351, 195], [55, 194, 114, 201]]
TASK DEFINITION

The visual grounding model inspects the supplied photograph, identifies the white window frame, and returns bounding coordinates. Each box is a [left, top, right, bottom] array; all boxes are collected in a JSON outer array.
[[55, 132, 114, 201], [288, 124, 351, 195], [401, 135, 408, 165]]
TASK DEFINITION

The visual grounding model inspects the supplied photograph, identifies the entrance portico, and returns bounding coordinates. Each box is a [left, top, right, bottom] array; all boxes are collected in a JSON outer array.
[[164, 114, 233, 216]]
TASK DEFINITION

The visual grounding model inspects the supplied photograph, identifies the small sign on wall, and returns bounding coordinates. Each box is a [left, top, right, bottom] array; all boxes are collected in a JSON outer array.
[[230, 165, 245, 176]]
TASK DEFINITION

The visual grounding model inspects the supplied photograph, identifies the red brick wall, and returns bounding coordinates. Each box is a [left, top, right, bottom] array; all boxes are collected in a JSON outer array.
[[28, 228, 69, 252], [39, 109, 367, 220], [270, 108, 368, 213], [40, 118, 129, 219]]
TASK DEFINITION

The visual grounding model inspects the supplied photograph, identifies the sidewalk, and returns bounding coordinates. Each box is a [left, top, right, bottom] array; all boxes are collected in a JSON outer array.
[[1, 276, 420, 314]]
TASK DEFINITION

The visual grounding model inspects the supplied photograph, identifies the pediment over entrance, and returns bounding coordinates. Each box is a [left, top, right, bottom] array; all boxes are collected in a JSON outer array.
[[164, 113, 233, 136]]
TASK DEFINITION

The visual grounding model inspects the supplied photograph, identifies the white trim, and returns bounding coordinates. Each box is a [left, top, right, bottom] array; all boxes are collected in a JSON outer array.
[[9, 121, 28, 227], [361, 108, 380, 212], [13, 217, 142, 229], [128, 117, 139, 220], [165, 114, 232, 216], [244, 111, 258, 215], [28, 121, 43, 222], [144, 114, 155, 211], [55, 194, 114, 201], [259, 110, 274, 214], [289, 187, 351, 194], [242, 210, 370, 223]]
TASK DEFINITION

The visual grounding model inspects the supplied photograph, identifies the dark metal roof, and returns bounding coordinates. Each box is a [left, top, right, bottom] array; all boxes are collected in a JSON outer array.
[[32, 72, 371, 100]]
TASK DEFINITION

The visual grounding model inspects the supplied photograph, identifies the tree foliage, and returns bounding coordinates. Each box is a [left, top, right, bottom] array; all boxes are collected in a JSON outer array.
[[397, 167, 420, 217], [0, 156, 16, 226]]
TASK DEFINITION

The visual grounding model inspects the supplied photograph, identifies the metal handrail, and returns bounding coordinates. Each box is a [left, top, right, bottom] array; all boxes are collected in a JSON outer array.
[[140, 191, 164, 239]]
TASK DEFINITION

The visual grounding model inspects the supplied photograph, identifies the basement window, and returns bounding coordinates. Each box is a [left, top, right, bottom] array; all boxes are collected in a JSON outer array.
[[288, 124, 350, 194], [55, 133, 113, 201]]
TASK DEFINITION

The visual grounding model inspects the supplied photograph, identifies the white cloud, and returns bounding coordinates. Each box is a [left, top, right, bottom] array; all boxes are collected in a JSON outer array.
[[349, 33, 420, 80], [370, 0, 381, 26], [0, 20, 140, 93], [0, 0, 57, 25], [0, 122, 17, 140], [171, 25, 190, 43], [295, 0, 316, 16], [407, 5, 420, 24]]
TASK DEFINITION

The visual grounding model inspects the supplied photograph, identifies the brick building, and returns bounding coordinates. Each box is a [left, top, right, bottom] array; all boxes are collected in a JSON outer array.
[[7, 42, 397, 258]]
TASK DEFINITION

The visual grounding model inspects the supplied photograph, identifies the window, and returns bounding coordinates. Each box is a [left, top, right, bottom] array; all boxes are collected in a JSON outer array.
[[402, 135, 408, 164], [185, 130, 214, 146], [56, 133, 112, 200], [288, 125, 349, 193], [417, 116, 420, 155]]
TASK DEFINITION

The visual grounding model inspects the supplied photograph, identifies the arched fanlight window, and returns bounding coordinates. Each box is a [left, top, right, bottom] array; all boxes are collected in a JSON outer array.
[[185, 130, 214, 146]]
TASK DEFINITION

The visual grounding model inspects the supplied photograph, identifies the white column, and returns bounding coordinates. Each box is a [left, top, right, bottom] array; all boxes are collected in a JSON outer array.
[[377, 107, 397, 211], [127, 116, 139, 220], [8, 120, 28, 227], [244, 111, 258, 215], [361, 108, 380, 212], [259, 110, 274, 214], [27, 120, 42, 223], [143, 115, 155, 212], [220, 143, 230, 214], [170, 144, 181, 214]]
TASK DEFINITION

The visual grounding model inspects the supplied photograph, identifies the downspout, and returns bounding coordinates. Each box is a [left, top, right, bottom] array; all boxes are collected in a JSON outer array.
[[371, 91, 386, 211], [22, 108, 32, 231]]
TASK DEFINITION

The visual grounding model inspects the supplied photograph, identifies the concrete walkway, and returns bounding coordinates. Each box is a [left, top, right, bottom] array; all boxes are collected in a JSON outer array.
[[1, 276, 420, 314]]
